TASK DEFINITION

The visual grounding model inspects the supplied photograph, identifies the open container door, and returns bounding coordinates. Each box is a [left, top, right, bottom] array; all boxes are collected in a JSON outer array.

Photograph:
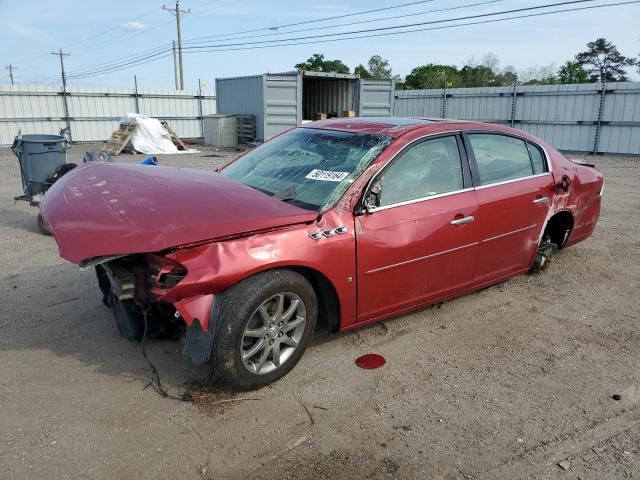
[[357, 78, 395, 118]]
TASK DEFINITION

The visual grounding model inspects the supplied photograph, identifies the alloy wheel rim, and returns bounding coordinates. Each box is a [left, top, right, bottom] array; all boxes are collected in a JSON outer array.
[[240, 292, 307, 375]]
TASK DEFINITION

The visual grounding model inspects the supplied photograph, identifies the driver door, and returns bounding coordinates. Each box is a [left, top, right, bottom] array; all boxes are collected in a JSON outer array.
[[355, 134, 479, 322]]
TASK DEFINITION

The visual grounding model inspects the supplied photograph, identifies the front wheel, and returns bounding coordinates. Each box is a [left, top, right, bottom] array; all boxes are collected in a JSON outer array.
[[210, 270, 317, 389]]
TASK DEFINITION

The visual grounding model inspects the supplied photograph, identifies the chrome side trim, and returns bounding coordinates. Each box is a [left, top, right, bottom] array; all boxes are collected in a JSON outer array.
[[464, 129, 553, 173], [358, 129, 554, 214], [482, 224, 537, 243], [373, 187, 474, 212], [365, 241, 478, 275], [474, 172, 553, 190]]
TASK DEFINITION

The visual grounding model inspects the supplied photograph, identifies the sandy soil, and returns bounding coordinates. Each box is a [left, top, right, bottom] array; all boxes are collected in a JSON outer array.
[[0, 143, 638, 480]]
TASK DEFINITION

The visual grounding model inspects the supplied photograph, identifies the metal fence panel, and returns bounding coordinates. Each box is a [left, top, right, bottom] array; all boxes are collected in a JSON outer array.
[[393, 82, 640, 155], [0, 84, 215, 146]]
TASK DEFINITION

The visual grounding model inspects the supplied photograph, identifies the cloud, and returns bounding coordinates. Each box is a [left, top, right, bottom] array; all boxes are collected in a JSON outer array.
[[122, 21, 146, 31]]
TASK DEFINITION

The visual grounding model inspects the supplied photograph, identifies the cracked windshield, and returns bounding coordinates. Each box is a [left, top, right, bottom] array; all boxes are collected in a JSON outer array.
[[221, 128, 390, 211]]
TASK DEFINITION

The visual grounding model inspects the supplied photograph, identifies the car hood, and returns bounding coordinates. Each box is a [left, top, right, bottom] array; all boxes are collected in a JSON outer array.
[[41, 162, 317, 264]]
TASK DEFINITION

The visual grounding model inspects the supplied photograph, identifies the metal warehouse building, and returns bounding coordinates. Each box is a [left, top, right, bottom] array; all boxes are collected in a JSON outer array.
[[215, 71, 395, 140]]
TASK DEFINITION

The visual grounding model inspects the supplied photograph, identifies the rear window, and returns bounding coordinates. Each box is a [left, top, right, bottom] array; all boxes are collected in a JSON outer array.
[[526, 141, 548, 174], [468, 134, 534, 185]]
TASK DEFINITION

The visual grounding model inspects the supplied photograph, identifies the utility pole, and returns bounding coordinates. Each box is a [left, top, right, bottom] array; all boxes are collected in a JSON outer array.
[[172, 40, 179, 90], [163, 1, 190, 90], [51, 49, 72, 142], [5, 64, 16, 85]]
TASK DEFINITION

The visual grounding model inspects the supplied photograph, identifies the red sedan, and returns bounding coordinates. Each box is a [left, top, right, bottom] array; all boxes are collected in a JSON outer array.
[[41, 118, 603, 389]]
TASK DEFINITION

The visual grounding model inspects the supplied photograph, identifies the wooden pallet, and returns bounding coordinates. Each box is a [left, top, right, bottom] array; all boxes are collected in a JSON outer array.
[[160, 121, 185, 151], [103, 123, 137, 155]]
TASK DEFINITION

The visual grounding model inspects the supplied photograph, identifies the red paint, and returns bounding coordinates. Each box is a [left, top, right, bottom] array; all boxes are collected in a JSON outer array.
[[40, 163, 316, 264], [355, 353, 386, 369], [174, 294, 214, 331], [42, 119, 604, 338]]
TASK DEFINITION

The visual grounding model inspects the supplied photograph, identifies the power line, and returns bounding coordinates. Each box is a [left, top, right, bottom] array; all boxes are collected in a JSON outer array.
[[182, 0, 600, 51], [33, 0, 479, 84], [183, 0, 640, 54], [66, 50, 173, 80], [43, 0, 482, 82], [182, 0, 505, 45], [65, 45, 172, 77], [185, 0, 440, 42], [51, 0, 639, 82]]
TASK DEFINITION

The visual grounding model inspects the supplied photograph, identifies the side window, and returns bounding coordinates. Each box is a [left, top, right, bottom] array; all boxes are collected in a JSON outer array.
[[378, 136, 464, 206], [468, 134, 534, 186], [527, 141, 547, 174]]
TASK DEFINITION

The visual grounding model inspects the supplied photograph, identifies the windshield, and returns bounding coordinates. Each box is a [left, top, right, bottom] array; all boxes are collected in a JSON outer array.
[[221, 128, 390, 211]]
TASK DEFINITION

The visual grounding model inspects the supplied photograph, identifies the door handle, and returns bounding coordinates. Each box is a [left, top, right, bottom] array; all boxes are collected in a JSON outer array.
[[450, 215, 475, 225], [533, 196, 549, 205]]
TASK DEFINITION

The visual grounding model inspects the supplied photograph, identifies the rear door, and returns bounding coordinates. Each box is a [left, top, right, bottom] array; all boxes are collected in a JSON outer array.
[[463, 132, 555, 285], [355, 134, 479, 322]]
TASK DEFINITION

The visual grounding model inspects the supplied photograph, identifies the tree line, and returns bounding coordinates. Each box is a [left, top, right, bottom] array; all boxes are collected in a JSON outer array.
[[294, 38, 638, 89]]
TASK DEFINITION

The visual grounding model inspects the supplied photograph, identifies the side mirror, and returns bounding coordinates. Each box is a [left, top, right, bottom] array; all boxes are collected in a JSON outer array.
[[364, 182, 381, 214]]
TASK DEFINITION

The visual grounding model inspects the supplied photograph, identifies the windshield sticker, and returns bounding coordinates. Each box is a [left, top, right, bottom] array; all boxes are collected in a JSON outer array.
[[305, 169, 350, 182]]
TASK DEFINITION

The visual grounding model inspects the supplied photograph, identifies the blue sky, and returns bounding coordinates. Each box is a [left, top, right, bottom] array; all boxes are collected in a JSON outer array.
[[1, 0, 639, 90]]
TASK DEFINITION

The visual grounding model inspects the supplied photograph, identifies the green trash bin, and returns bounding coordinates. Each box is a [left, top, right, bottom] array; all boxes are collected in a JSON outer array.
[[12, 134, 69, 197]]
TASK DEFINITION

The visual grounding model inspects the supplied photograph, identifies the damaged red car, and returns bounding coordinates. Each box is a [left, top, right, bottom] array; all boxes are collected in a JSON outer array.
[[41, 118, 603, 389]]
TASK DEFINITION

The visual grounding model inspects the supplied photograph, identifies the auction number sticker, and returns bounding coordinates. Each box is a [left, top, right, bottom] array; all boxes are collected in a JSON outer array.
[[305, 169, 350, 182]]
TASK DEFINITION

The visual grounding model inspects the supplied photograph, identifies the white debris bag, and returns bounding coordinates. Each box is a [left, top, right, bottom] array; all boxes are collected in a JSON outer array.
[[120, 113, 198, 154]]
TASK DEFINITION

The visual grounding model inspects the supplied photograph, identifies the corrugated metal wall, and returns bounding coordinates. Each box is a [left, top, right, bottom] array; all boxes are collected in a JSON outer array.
[[216, 75, 264, 138], [0, 84, 216, 146], [394, 82, 640, 155]]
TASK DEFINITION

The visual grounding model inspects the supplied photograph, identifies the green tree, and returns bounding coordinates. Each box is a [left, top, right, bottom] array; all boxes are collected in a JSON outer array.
[[354, 64, 371, 78], [404, 64, 460, 89], [557, 61, 589, 84], [459, 65, 497, 87], [496, 66, 518, 86], [295, 54, 350, 74], [575, 38, 636, 82], [367, 55, 393, 79], [519, 64, 559, 85]]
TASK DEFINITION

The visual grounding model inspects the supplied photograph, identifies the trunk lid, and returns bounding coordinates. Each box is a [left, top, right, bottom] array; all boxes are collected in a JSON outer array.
[[41, 163, 317, 264]]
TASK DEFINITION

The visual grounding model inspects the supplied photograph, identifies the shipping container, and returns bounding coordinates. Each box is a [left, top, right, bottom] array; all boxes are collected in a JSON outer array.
[[215, 71, 395, 140]]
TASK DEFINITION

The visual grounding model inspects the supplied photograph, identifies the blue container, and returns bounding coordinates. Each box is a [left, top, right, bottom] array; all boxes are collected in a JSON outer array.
[[139, 156, 158, 166], [12, 134, 68, 196]]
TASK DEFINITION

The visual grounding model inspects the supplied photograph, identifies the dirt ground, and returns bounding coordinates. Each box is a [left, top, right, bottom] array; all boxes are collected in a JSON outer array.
[[0, 142, 638, 480]]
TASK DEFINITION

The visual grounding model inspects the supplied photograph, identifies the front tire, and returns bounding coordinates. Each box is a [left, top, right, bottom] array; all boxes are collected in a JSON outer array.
[[210, 270, 317, 389]]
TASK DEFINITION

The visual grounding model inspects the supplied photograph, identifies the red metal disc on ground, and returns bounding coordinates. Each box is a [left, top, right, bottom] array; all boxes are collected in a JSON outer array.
[[355, 353, 386, 369]]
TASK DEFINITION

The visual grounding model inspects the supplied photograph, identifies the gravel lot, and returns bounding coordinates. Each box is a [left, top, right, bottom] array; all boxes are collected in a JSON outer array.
[[0, 143, 638, 480]]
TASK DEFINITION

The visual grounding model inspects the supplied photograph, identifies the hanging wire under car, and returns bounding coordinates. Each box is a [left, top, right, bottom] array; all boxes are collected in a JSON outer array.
[[137, 302, 187, 401]]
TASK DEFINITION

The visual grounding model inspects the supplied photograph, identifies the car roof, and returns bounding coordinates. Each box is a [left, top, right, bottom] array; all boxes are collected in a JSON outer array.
[[303, 117, 481, 138]]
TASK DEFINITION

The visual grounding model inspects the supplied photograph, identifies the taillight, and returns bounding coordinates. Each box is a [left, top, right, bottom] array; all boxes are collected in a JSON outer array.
[[146, 254, 187, 295]]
